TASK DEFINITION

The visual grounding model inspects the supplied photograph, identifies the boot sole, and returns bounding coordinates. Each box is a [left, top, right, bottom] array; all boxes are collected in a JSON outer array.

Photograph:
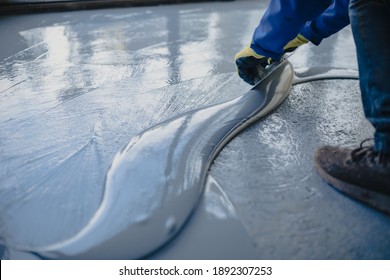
[[315, 161, 390, 216]]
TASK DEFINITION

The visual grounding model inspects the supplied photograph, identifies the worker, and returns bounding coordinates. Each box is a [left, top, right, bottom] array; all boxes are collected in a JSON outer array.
[[235, 0, 350, 85], [235, 0, 390, 214]]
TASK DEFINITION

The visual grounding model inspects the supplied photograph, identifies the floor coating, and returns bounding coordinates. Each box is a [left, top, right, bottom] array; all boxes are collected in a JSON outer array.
[[1, 0, 389, 259]]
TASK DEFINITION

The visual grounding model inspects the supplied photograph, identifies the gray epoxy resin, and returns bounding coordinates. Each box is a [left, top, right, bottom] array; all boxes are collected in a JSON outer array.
[[23, 60, 293, 259]]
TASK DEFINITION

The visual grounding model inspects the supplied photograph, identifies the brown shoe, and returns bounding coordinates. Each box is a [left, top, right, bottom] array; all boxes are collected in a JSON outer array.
[[314, 140, 390, 215]]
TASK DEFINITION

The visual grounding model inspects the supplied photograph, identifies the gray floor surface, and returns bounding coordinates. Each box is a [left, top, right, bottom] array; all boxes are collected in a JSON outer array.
[[1, 0, 389, 259]]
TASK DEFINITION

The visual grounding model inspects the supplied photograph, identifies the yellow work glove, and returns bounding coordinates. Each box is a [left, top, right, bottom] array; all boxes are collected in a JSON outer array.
[[234, 34, 309, 85], [283, 34, 309, 53], [234, 44, 270, 85]]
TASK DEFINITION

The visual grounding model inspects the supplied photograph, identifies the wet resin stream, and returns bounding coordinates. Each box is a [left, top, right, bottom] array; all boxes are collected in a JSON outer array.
[[18, 61, 292, 259], [23, 61, 360, 259], [2, 1, 390, 260], [2, 59, 360, 259]]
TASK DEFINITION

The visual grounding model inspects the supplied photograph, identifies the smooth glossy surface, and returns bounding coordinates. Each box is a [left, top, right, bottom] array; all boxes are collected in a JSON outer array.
[[149, 175, 259, 259], [0, 1, 261, 251], [1, 0, 390, 259], [31, 61, 293, 259]]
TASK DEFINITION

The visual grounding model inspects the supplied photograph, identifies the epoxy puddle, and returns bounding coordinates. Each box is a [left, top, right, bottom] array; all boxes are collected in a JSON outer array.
[[5, 59, 362, 259], [10, 60, 293, 259]]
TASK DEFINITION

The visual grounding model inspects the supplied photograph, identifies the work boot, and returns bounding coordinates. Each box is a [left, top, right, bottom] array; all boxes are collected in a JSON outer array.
[[314, 139, 390, 215]]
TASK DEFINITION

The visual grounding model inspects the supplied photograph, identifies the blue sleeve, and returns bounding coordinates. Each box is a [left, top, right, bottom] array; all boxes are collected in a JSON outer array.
[[300, 0, 350, 45], [251, 0, 334, 59]]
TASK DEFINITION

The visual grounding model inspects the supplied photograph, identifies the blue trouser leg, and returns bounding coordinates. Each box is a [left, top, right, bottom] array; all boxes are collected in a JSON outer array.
[[349, 0, 390, 154], [251, 0, 333, 59], [300, 0, 350, 45]]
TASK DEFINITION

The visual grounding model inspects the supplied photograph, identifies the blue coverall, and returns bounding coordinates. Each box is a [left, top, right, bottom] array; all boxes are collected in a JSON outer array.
[[250, 0, 390, 154], [251, 0, 350, 59]]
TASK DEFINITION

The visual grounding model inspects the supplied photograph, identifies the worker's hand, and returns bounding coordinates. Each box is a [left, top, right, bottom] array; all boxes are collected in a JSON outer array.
[[234, 44, 270, 85], [235, 35, 308, 85], [283, 34, 309, 53]]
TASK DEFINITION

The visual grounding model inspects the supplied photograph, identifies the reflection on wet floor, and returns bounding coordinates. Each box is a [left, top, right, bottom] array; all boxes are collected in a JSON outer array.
[[1, 0, 390, 259]]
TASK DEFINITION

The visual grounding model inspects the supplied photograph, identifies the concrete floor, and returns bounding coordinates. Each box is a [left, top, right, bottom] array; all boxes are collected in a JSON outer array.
[[1, 0, 389, 259]]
